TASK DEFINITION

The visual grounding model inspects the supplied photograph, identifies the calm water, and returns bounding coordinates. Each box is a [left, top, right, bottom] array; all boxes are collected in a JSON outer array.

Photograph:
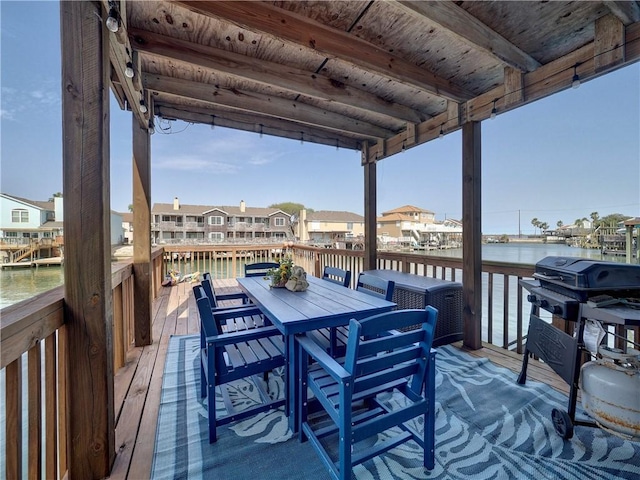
[[0, 243, 624, 309]]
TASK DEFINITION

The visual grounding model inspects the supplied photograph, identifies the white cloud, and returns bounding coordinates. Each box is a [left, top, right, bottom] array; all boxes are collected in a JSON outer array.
[[0, 109, 15, 121], [154, 154, 240, 174]]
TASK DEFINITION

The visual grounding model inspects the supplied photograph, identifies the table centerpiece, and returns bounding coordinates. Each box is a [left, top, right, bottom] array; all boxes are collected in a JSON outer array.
[[265, 257, 308, 291]]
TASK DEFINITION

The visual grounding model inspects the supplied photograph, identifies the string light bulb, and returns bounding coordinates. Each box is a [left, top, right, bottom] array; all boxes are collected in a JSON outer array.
[[401, 140, 406, 152], [300, 131, 304, 145], [211, 115, 215, 130], [125, 62, 134, 78], [259, 124, 263, 138], [571, 65, 581, 89], [439, 123, 444, 139], [139, 99, 148, 114], [490, 99, 497, 119], [148, 119, 155, 135], [106, 3, 120, 33]]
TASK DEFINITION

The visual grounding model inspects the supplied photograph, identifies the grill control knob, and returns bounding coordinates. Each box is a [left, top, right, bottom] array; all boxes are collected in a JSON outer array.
[[527, 294, 537, 303], [551, 305, 562, 315], [539, 299, 549, 309]]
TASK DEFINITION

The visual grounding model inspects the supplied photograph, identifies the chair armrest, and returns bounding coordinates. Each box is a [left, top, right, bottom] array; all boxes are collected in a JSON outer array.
[[212, 306, 264, 320], [211, 304, 258, 314], [297, 334, 350, 382], [206, 325, 282, 347], [216, 291, 249, 302]]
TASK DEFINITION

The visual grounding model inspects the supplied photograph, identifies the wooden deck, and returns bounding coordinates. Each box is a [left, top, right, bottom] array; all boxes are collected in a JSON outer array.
[[108, 279, 570, 479]]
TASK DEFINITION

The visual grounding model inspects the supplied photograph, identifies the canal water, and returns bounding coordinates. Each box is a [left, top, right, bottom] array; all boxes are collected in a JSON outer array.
[[0, 243, 624, 309]]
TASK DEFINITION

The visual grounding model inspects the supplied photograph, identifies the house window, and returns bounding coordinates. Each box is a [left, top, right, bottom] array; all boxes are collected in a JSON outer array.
[[347, 222, 353, 230], [272, 232, 285, 239], [274, 217, 285, 227], [6, 231, 17, 238], [208, 216, 223, 225], [209, 232, 223, 241], [11, 209, 29, 223]]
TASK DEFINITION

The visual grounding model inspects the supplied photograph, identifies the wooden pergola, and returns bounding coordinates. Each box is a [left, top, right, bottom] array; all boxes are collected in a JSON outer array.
[[60, 1, 639, 477]]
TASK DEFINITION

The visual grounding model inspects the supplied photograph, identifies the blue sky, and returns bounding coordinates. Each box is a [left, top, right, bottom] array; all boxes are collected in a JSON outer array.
[[1, 1, 639, 234]]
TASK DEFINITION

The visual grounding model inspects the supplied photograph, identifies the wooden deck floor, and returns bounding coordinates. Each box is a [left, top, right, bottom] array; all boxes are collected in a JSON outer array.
[[107, 279, 570, 479]]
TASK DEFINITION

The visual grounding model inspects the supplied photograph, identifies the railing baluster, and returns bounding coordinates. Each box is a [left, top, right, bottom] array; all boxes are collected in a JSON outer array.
[[487, 273, 494, 344], [28, 342, 42, 479], [6, 358, 22, 479], [503, 274, 510, 349], [45, 334, 58, 480]]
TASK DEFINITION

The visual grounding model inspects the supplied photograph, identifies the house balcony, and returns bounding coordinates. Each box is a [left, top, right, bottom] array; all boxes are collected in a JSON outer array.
[[2, 245, 638, 479]]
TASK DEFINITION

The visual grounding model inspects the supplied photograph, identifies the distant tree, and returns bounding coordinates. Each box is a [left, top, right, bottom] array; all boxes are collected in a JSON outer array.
[[269, 202, 314, 216], [540, 222, 549, 233], [48, 192, 63, 201], [556, 220, 563, 228], [531, 217, 539, 235], [574, 218, 587, 228], [599, 213, 630, 228], [590, 211, 599, 224], [128, 204, 134, 212]]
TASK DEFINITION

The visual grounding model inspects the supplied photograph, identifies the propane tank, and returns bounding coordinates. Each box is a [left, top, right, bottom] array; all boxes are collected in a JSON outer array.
[[580, 346, 640, 441]]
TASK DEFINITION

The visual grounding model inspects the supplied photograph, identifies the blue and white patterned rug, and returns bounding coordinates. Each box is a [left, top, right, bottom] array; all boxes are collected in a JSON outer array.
[[151, 335, 640, 479]]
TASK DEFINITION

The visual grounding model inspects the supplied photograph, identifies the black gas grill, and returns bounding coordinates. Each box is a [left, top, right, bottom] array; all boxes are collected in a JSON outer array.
[[518, 257, 640, 439], [532, 256, 640, 303]]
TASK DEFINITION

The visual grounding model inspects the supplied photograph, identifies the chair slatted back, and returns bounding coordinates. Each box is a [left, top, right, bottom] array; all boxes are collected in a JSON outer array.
[[194, 285, 227, 373], [344, 307, 438, 397], [322, 266, 352, 287], [200, 276, 222, 308], [244, 261, 280, 277], [356, 272, 395, 301]]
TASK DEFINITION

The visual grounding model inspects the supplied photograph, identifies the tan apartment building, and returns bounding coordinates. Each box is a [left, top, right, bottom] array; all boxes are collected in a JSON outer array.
[[294, 209, 364, 248], [151, 198, 291, 245]]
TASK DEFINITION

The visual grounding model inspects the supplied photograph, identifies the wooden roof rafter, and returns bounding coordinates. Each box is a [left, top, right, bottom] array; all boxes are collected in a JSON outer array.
[[129, 27, 426, 124], [173, 0, 475, 102], [392, 0, 541, 72], [144, 73, 397, 139]]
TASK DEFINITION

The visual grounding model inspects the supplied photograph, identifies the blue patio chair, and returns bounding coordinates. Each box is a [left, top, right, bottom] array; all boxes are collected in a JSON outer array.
[[244, 261, 280, 277], [355, 272, 395, 301], [201, 272, 251, 308], [194, 285, 286, 443], [297, 307, 438, 480], [309, 267, 353, 356], [322, 266, 351, 288], [313, 272, 396, 357]]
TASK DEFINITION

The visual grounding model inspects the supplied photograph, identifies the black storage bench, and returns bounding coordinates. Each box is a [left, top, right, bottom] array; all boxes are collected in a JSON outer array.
[[364, 269, 464, 346]]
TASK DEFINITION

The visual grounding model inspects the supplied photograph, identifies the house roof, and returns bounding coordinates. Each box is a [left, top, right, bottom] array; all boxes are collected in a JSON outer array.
[[111, 2, 639, 160], [306, 210, 364, 222], [382, 205, 435, 216], [121, 212, 134, 223], [152, 202, 290, 218], [1, 193, 54, 211], [377, 213, 415, 223]]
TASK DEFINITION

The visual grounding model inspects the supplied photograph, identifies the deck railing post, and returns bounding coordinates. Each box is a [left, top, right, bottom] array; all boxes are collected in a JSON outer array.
[[61, 1, 115, 476]]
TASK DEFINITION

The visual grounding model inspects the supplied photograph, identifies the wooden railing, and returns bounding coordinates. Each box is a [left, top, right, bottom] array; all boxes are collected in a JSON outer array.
[[0, 248, 164, 479]]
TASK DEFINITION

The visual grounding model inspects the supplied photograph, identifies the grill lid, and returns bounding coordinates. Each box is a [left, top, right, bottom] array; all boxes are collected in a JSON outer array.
[[533, 256, 640, 292]]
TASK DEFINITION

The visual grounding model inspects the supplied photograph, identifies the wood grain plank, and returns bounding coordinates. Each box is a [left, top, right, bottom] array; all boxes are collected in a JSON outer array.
[[28, 343, 42, 478], [5, 358, 22, 479], [45, 334, 58, 480]]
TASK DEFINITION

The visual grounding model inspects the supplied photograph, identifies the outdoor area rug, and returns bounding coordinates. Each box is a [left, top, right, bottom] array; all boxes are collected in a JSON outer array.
[[151, 335, 640, 479]]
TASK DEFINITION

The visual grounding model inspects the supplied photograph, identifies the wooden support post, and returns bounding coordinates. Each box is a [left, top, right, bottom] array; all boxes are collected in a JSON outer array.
[[61, 1, 115, 477], [362, 141, 377, 271], [133, 116, 152, 346], [462, 122, 482, 350]]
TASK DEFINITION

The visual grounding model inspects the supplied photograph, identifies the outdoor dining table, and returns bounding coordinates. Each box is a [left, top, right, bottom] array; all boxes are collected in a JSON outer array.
[[237, 274, 396, 431]]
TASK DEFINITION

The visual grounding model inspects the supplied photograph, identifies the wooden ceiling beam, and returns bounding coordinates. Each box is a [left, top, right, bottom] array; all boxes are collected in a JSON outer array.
[[393, 0, 541, 72], [605, 1, 640, 24], [173, 0, 474, 102], [154, 103, 361, 150], [144, 74, 396, 139], [129, 28, 425, 124]]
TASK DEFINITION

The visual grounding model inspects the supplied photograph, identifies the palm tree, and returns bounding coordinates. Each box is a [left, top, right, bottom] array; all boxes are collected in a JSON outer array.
[[531, 217, 539, 235], [556, 220, 563, 228]]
